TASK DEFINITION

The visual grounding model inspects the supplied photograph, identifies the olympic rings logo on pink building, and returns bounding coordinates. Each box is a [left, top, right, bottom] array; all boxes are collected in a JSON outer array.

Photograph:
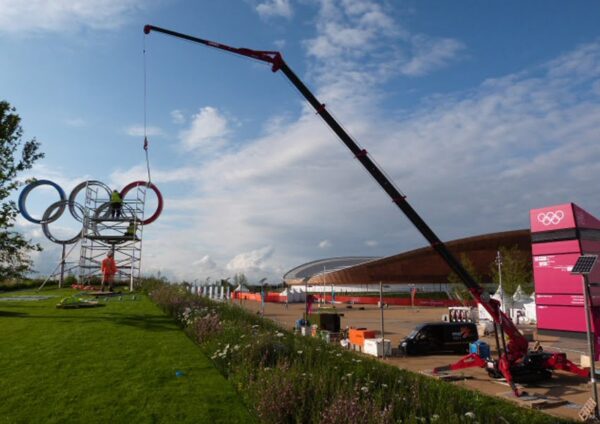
[[18, 179, 163, 245], [536, 210, 565, 226]]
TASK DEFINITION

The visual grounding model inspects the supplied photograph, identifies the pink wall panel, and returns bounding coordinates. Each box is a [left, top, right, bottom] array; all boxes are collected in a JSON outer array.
[[537, 305, 588, 332], [581, 240, 600, 252], [573, 204, 600, 230], [533, 253, 583, 294], [532, 240, 580, 255]]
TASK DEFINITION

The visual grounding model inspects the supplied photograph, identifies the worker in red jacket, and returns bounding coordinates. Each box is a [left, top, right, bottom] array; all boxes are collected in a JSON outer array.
[[101, 251, 117, 292]]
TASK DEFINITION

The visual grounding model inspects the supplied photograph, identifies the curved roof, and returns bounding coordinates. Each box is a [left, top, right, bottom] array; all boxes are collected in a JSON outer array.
[[283, 256, 380, 280], [286, 229, 531, 286]]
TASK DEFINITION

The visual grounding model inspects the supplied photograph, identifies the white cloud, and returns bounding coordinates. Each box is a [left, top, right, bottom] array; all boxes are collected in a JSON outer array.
[[0, 0, 146, 34], [125, 125, 164, 137], [318, 240, 332, 249], [303, 0, 463, 111], [21, 6, 600, 287], [400, 35, 465, 76], [65, 118, 86, 127], [21, 163, 92, 193], [124, 39, 600, 283], [256, 0, 292, 19], [192, 255, 217, 270], [109, 164, 199, 187], [226, 246, 275, 274], [179, 106, 231, 152], [171, 109, 185, 124]]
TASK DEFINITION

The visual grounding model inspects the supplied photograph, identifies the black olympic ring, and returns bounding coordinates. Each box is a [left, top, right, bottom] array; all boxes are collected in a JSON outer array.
[[41, 200, 86, 244], [18, 179, 163, 245], [537, 210, 565, 226]]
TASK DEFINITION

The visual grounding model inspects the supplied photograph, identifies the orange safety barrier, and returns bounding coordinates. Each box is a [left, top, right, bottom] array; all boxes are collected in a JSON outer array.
[[348, 328, 378, 347]]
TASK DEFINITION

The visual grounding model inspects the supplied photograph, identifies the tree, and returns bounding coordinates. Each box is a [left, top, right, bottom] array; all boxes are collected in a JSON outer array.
[[233, 272, 249, 288], [490, 245, 533, 296], [447, 253, 481, 303], [0, 101, 44, 280]]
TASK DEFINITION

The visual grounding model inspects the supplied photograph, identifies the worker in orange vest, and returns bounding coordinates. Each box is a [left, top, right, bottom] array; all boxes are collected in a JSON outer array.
[[101, 251, 117, 292]]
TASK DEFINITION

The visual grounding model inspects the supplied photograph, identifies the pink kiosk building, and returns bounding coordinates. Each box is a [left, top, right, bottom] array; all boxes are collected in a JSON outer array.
[[530, 203, 600, 353]]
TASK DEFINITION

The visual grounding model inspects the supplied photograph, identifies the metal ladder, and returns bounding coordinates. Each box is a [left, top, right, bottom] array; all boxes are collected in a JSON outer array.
[[78, 182, 106, 284], [120, 184, 146, 290]]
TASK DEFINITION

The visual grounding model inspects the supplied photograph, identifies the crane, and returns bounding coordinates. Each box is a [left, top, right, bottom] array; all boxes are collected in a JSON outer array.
[[143, 24, 589, 395]]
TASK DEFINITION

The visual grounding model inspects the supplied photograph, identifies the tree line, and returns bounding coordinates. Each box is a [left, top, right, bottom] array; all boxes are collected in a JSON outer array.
[[448, 245, 533, 302]]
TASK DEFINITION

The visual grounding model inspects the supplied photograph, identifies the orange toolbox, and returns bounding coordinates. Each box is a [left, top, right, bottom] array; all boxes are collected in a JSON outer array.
[[348, 328, 378, 347]]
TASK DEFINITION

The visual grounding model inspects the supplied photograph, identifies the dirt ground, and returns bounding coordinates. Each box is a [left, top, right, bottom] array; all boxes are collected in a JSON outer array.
[[238, 299, 596, 422]]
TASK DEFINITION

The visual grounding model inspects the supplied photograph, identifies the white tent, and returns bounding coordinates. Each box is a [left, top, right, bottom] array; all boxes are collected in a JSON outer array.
[[512, 287, 536, 324], [478, 287, 505, 321], [280, 288, 305, 303], [234, 284, 249, 293], [512, 285, 527, 308]]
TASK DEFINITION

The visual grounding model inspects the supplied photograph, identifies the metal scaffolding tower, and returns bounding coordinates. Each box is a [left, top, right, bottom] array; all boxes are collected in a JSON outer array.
[[79, 182, 147, 291]]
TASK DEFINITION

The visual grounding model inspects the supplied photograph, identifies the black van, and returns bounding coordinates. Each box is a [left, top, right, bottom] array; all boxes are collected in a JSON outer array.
[[399, 322, 478, 355]]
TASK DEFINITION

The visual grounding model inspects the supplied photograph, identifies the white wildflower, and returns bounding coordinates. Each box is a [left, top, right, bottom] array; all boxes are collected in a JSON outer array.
[[465, 412, 476, 419]]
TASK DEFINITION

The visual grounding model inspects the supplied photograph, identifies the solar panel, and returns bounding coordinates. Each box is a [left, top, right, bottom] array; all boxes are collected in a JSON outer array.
[[571, 255, 599, 275]]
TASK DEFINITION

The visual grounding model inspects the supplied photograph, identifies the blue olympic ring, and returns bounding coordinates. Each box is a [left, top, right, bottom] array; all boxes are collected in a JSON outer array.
[[18, 179, 66, 224]]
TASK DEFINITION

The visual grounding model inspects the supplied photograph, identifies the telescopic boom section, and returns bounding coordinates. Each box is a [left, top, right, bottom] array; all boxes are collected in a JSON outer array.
[[143, 24, 528, 355]]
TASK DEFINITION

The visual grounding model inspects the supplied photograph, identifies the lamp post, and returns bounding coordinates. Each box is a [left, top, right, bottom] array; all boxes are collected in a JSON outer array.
[[303, 276, 310, 322], [380, 281, 385, 359], [495, 251, 504, 312], [571, 254, 599, 419], [259, 277, 267, 316], [322, 265, 326, 305]]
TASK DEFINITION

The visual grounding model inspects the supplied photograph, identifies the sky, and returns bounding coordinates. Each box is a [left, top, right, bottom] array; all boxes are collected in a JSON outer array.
[[2, 0, 600, 284]]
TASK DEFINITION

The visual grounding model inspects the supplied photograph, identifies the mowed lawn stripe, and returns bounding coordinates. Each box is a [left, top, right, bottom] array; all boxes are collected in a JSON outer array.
[[0, 289, 256, 424]]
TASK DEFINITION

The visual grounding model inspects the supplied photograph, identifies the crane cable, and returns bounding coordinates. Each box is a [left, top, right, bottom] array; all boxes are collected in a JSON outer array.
[[143, 34, 152, 184]]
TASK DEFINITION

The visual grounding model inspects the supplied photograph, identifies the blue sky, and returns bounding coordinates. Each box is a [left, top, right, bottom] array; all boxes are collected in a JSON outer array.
[[3, 0, 600, 283]]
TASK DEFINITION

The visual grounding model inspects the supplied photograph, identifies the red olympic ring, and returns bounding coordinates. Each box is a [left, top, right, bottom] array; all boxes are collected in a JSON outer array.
[[120, 181, 163, 225]]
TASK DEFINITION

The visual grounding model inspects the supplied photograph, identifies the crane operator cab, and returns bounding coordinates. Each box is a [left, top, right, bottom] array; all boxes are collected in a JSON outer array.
[[400, 322, 478, 356]]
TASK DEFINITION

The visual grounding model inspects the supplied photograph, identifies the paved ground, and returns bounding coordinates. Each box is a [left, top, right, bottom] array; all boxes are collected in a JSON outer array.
[[239, 299, 596, 422]]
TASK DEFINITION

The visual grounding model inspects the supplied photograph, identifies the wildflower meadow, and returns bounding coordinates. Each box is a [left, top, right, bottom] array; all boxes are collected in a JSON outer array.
[[146, 282, 569, 424]]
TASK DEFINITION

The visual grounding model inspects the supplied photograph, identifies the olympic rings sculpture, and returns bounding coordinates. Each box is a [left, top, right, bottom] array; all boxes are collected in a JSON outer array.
[[19, 179, 163, 245], [537, 210, 565, 226]]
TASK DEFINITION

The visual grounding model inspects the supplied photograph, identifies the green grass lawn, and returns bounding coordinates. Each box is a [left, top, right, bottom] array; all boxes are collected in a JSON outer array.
[[0, 289, 256, 424]]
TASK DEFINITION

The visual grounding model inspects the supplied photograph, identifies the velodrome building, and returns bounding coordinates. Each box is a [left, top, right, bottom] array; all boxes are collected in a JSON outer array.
[[283, 229, 531, 293]]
